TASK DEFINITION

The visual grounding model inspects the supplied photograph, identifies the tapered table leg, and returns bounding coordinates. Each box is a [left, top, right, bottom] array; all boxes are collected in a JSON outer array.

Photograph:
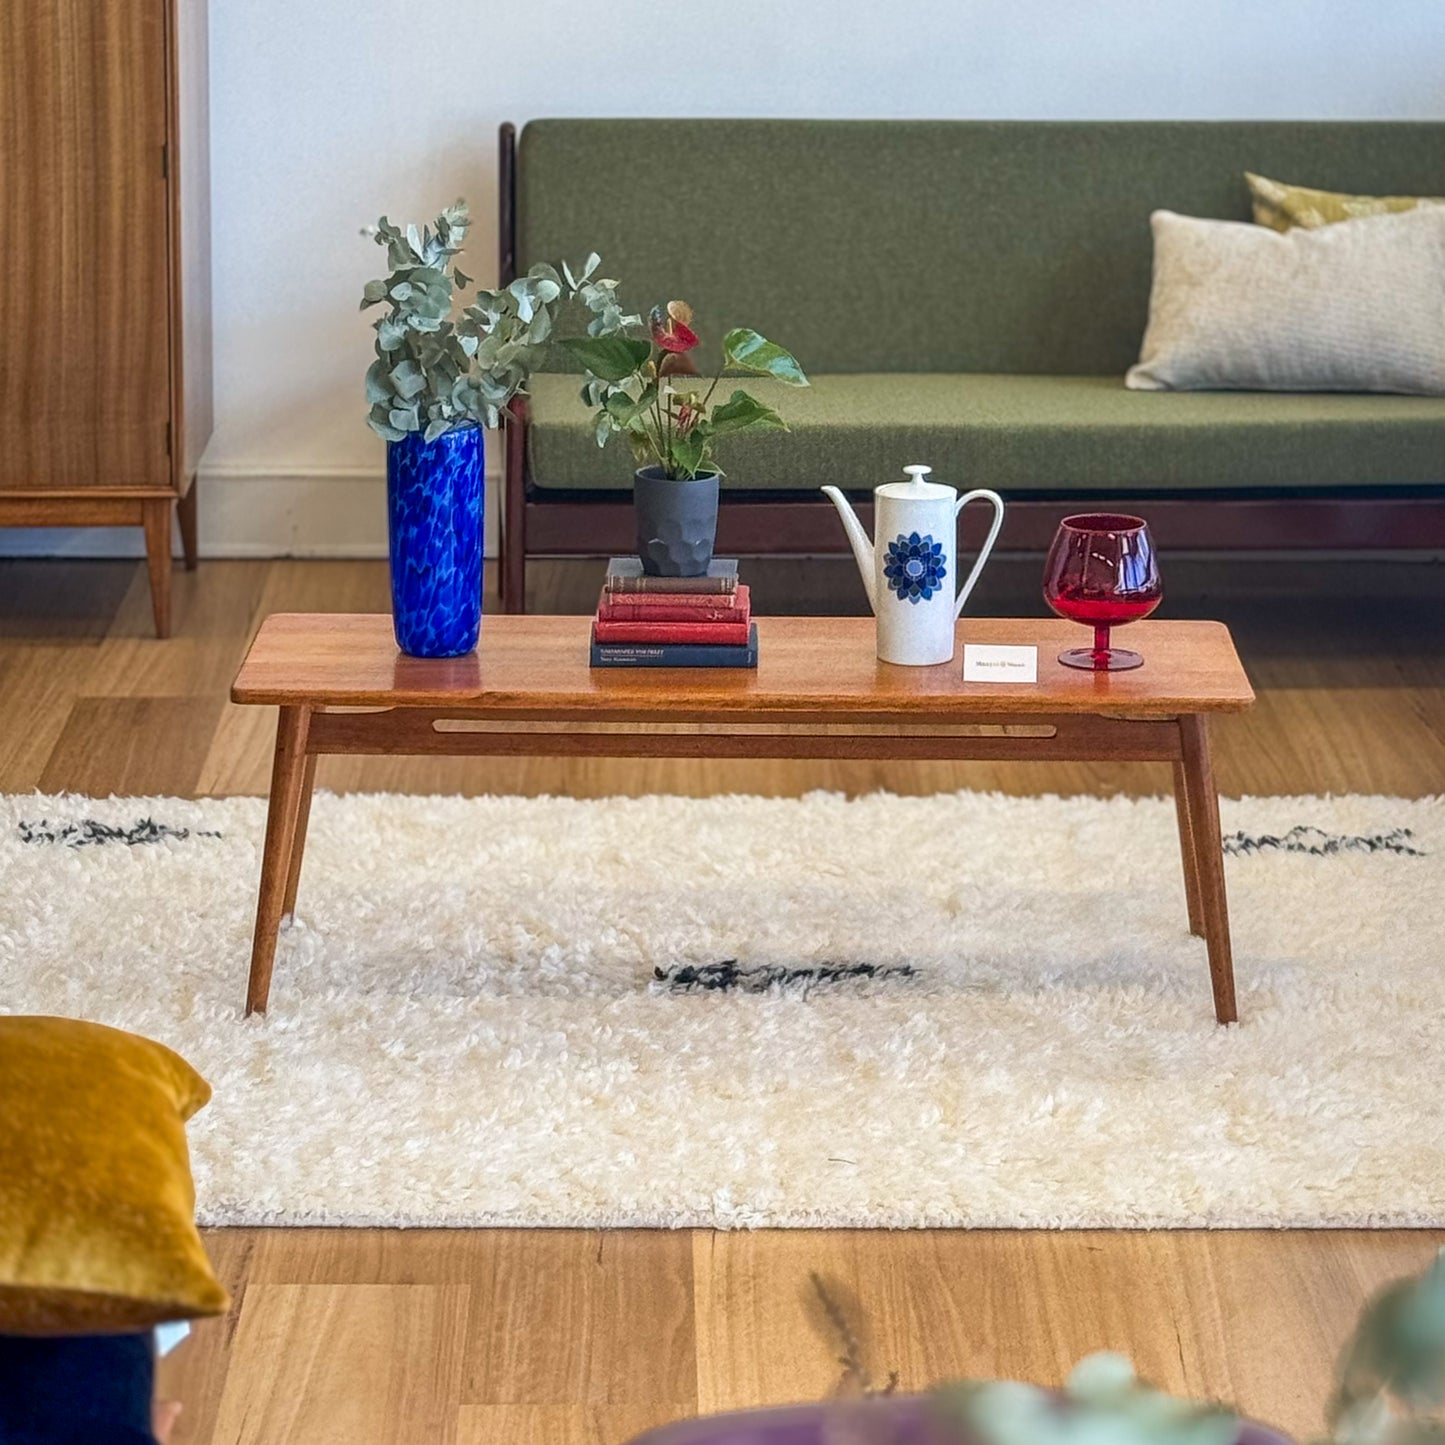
[[245, 705, 312, 1016], [1171, 758, 1205, 937], [1179, 714, 1238, 1024], [281, 754, 318, 921]]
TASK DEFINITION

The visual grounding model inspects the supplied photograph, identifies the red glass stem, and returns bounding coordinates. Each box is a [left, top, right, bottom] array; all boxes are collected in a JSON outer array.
[[1093, 624, 1110, 659]]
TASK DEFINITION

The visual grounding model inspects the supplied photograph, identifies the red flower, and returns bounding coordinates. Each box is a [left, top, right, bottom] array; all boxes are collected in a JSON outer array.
[[650, 301, 699, 354]]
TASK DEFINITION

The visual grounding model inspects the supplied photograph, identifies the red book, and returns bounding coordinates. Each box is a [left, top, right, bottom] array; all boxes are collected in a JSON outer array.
[[598, 585, 750, 624], [591, 618, 753, 646]]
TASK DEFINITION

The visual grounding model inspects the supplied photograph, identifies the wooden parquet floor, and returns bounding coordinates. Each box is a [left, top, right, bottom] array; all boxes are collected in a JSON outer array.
[[1, 552, 1442, 1444]]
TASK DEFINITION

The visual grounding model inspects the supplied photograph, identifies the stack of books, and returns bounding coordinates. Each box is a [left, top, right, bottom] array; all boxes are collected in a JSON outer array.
[[589, 557, 759, 668]]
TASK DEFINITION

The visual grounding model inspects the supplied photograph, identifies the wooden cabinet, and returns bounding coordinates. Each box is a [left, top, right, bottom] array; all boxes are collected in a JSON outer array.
[[0, 0, 211, 637]]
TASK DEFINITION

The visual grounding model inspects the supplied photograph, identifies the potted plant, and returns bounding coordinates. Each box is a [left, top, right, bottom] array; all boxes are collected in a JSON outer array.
[[561, 302, 808, 576], [362, 205, 625, 655]]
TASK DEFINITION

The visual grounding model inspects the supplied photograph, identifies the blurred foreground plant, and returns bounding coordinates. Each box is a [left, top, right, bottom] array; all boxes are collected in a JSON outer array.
[[804, 1250, 1445, 1445]]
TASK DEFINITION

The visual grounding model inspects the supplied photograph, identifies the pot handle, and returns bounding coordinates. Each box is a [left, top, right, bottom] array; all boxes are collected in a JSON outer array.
[[953, 490, 1006, 619]]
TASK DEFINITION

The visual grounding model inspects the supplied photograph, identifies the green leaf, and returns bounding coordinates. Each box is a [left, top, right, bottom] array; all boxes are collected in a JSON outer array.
[[668, 430, 709, 478], [722, 328, 808, 386], [594, 412, 613, 448], [558, 334, 652, 382], [708, 389, 787, 437], [604, 383, 657, 427], [424, 417, 451, 442], [360, 278, 388, 307], [388, 405, 419, 433]]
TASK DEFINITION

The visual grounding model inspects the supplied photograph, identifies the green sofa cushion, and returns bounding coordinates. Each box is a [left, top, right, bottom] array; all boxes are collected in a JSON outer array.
[[517, 120, 1445, 377], [525, 373, 1445, 493]]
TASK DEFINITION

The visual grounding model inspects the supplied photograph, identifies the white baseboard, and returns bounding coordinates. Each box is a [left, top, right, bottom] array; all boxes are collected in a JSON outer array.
[[0, 465, 503, 559]]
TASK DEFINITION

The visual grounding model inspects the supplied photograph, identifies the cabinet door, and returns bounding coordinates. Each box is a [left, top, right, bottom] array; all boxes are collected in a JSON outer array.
[[0, 0, 172, 491]]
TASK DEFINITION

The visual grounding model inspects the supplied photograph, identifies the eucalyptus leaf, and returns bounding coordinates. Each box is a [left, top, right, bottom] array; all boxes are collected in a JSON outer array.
[[364, 204, 614, 440], [365, 360, 391, 404], [389, 359, 426, 400]]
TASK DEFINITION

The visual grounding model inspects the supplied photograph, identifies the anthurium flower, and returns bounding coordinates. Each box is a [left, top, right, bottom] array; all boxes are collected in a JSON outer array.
[[650, 301, 699, 353], [658, 350, 700, 377]]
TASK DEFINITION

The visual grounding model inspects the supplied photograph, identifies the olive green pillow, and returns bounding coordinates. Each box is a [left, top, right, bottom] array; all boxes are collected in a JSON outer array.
[[0, 1015, 229, 1335], [1247, 171, 1444, 232]]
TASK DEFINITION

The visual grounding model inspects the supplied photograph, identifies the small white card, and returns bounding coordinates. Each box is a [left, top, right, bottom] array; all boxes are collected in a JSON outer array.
[[962, 644, 1038, 683]]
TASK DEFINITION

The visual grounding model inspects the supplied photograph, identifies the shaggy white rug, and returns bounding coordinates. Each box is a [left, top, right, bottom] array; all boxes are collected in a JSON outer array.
[[0, 790, 1440, 1230]]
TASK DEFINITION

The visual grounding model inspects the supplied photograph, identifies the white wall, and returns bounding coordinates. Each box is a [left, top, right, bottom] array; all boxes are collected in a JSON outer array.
[[12, 0, 1445, 557]]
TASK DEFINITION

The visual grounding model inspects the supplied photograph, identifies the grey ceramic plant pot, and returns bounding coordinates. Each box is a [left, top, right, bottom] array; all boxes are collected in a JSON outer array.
[[634, 467, 720, 577]]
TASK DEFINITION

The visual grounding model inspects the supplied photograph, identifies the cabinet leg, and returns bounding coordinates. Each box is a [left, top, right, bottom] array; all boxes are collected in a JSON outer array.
[[1172, 760, 1205, 937], [178, 482, 199, 571], [1179, 714, 1238, 1025], [142, 499, 174, 639], [246, 706, 313, 1016]]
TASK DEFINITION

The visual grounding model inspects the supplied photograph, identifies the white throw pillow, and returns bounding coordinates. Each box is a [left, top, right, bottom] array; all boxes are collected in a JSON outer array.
[[1126, 206, 1445, 395]]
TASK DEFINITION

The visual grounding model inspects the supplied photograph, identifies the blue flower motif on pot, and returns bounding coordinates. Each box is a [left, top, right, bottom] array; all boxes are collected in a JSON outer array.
[[884, 532, 947, 604]]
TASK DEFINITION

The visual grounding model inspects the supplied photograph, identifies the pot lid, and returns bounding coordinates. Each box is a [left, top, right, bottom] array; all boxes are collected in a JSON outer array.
[[876, 464, 955, 501]]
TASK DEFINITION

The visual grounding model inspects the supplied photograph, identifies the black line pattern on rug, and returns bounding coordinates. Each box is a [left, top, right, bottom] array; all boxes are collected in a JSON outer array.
[[17, 818, 223, 848], [655, 960, 916, 993], [1222, 826, 1424, 857]]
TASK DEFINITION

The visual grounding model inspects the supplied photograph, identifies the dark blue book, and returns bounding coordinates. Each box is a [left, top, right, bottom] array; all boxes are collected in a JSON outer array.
[[589, 623, 759, 669]]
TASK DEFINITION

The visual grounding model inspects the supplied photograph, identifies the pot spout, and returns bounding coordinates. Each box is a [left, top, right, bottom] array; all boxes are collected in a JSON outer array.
[[820, 486, 877, 613]]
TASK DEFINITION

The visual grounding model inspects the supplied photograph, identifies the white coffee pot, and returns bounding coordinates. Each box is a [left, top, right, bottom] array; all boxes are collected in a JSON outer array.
[[822, 465, 1005, 665]]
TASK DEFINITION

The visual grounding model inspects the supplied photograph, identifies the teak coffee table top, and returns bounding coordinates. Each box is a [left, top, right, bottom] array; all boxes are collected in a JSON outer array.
[[233, 614, 1254, 716], [232, 612, 1253, 1022]]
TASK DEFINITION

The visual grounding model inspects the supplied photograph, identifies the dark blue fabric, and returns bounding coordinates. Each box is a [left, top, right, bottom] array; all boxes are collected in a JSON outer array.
[[0, 1333, 157, 1444]]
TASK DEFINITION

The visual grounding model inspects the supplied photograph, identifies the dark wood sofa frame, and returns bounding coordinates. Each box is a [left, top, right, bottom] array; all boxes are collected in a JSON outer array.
[[496, 123, 1445, 614]]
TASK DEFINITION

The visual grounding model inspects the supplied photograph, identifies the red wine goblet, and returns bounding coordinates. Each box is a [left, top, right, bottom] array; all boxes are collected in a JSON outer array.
[[1042, 513, 1162, 671]]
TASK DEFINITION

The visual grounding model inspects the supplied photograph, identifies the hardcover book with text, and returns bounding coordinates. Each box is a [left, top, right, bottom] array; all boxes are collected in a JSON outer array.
[[589, 623, 759, 669], [605, 557, 739, 595]]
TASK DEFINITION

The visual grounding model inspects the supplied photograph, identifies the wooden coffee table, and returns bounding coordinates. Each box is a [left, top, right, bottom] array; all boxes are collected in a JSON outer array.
[[232, 614, 1254, 1021]]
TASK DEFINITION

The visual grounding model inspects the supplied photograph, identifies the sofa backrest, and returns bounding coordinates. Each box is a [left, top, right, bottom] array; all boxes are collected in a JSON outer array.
[[514, 119, 1445, 376]]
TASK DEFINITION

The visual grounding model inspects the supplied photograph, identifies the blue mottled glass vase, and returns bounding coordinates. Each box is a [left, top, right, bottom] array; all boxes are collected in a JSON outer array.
[[386, 424, 483, 657]]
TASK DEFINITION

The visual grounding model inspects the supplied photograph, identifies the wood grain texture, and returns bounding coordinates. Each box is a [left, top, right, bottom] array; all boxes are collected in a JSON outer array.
[[245, 704, 312, 1014], [1, 0, 208, 636], [232, 615, 1254, 716], [167, 0, 213, 494], [5, 556, 1445, 1444], [0, 0, 171, 491], [36, 694, 224, 795], [209, 1284, 471, 1445]]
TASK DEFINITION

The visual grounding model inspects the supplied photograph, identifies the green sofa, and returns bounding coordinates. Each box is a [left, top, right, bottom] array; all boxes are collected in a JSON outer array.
[[499, 119, 1445, 610]]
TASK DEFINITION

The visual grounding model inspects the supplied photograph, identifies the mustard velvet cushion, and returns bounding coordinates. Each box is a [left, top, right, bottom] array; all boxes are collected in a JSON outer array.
[[1247, 171, 1444, 232], [0, 1016, 228, 1335]]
